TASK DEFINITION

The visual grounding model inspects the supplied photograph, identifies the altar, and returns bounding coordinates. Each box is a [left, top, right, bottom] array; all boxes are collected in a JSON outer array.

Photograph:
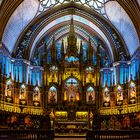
[[54, 111, 90, 135], [55, 121, 88, 135]]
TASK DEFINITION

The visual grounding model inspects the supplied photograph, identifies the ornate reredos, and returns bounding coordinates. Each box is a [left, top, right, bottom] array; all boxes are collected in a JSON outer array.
[[63, 17, 81, 68]]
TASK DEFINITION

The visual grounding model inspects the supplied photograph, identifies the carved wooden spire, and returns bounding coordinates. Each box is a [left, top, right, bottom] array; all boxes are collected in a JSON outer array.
[[51, 36, 57, 65], [17, 67, 20, 82], [79, 40, 83, 67], [69, 16, 75, 37], [67, 16, 78, 57], [87, 37, 93, 65], [61, 39, 65, 62], [80, 40, 83, 55], [96, 44, 101, 67], [43, 43, 48, 65]]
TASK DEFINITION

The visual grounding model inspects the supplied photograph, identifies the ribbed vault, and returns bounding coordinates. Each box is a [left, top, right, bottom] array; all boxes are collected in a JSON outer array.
[[12, 3, 130, 63], [31, 21, 111, 62]]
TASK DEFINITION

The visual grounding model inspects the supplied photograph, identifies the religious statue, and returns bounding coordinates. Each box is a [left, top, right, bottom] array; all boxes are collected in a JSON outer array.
[[75, 86, 80, 101], [123, 116, 130, 129], [33, 87, 40, 101], [48, 86, 57, 103], [86, 87, 95, 103], [34, 93, 38, 101], [88, 93, 93, 101], [104, 91, 110, 102], [103, 88, 110, 107], [64, 90, 67, 101], [49, 91, 56, 103], [7, 84, 12, 97], [129, 82, 136, 103], [130, 87, 136, 99], [20, 88, 25, 99], [117, 92, 123, 101], [64, 79, 80, 102]]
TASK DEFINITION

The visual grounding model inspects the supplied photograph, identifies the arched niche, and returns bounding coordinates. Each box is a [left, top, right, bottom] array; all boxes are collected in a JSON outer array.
[[33, 86, 41, 106], [86, 86, 95, 104], [129, 81, 136, 104], [48, 86, 57, 104], [116, 85, 123, 106], [5, 79, 13, 103], [64, 77, 80, 102], [19, 84, 27, 105], [103, 87, 110, 107]]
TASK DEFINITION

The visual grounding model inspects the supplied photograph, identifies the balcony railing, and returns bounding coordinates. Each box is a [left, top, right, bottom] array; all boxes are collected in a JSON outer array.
[[100, 103, 140, 115], [87, 130, 140, 140], [1, 129, 140, 140], [0, 101, 43, 115], [0, 129, 54, 140]]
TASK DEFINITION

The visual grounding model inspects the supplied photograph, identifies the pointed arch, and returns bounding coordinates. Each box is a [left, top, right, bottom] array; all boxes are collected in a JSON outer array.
[[48, 86, 57, 103], [86, 86, 95, 104]]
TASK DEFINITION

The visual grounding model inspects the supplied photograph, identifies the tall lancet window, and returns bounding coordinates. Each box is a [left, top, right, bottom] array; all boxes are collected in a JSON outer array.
[[48, 86, 57, 104], [5, 79, 13, 103], [103, 87, 110, 107], [86, 87, 95, 104], [33, 86, 40, 106], [19, 84, 26, 105], [129, 82, 136, 104], [116, 85, 123, 106]]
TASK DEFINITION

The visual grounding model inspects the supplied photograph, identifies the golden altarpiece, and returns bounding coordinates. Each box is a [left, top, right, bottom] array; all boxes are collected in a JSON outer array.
[[42, 18, 101, 133]]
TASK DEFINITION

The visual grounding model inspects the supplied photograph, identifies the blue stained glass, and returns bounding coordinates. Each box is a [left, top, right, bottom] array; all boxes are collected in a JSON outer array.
[[103, 73, 107, 87], [19, 65, 23, 82], [37, 71, 41, 86], [26, 66, 30, 84], [47, 51, 51, 64], [56, 42, 61, 63], [83, 44, 88, 62], [38, 0, 106, 16], [108, 73, 111, 87], [120, 67, 123, 84], [32, 71, 36, 85], [126, 67, 128, 82], [130, 62, 135, 80], [5, 57, 9, 77], [101, 72, 104, 87], [134, 59, 139, 79], [14, 65, 18, 81], [30, 69, 42, 86]]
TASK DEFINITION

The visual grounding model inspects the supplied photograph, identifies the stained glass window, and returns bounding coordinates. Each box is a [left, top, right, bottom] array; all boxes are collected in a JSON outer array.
[[38, 0, 106, 15]]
